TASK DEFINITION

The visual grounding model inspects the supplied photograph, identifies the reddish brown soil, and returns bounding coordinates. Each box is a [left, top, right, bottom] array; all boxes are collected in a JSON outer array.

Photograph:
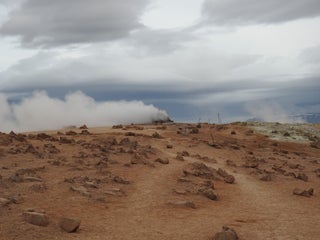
[[0, 122, 320, 239]]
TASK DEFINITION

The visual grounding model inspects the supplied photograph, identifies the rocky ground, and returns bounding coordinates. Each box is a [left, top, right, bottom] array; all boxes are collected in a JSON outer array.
[[0, 122, 320, 240]]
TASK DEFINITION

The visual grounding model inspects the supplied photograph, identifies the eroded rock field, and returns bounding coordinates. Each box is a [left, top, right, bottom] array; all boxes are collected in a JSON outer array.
[[0, 122, 320, 239]]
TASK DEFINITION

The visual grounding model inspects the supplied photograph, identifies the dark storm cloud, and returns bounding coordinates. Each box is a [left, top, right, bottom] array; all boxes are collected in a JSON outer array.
[[202, 0, 320, 25], [0, 0, 149, 47]]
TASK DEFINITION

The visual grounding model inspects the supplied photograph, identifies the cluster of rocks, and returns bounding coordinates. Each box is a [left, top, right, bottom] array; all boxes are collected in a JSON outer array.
[[173, 162, 235, 202], [241, 152, 315, 183], [22, 209, 80, 233], [176, 125, 200, 135]]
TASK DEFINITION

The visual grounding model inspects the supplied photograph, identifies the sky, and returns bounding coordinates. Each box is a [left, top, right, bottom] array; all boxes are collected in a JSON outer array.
[[0, 0, 320, 131]]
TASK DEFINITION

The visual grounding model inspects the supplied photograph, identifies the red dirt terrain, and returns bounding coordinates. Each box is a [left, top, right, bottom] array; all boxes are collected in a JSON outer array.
[[0, 122, 320, 239]]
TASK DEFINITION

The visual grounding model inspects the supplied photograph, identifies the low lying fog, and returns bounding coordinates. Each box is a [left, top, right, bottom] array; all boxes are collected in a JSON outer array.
[[0, 91, 169, 133]]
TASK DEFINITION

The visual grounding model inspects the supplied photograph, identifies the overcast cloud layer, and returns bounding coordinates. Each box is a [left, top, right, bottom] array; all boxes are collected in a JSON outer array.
[[0, 0, 149, 47], [202, 0, 320, 24], [0, 0, 319, 129]]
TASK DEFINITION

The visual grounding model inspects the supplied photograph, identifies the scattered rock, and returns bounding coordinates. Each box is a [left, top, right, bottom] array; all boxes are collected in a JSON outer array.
[[243, 160, 259, 168], [183, 162, 219, 180], [293, 188, 314, 198], [200, 189, 218, 201], [260, 174, 272, 182], [190, 128, 199, 134], [79, 124, 88, 129], [0, 197, 10, 207], [9, 194, 24, 204], [112, 124, 123, 129], [217, 168, 235, 183], [177, 177, 191, 183], [168, 200, 196, 209], [30, 183, 47, 193], [173, 189, 187, 195], [23, 210, 49, 227], [59, 217, 81, 233], [226, 160, 237, 167], [288, 163, 304, 170], [84, 181, 98, 188], [66, 131, 77, 136], [113, 176, 130, 184], [59, 137, 75, 144], [224, 175, 235, 184], [104, 188, 124, 196], [80, 130, 90, 135], [44, 144, 60, 154], [36, 133, 51, 140], [152, 132, 162, 138], [212, 226, 238, 240], [296, 173, 308, 182], [155, 158, 169, 164], [181, 151, 190, 157], [70, 186, 91, 197], [166, 144, 173, 149], [176, 153, 184, 161], [125, 132, 136, 136], [310, 141, 320, 149], [23, 176, 43, 182]]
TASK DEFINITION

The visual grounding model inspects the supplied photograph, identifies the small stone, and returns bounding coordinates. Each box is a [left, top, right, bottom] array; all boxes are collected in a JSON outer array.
[[70, 186, 90, 197], [0, 197, 10, 207], [293, 188, 314, 197], [260, 174, 272, 182], [166, 144, 173, 149], [224, 175, 235, 184], [84, 181, 98, 188], [226, 160, 236, 167], [155, 158, 169, 164], [79, 124, 88, 129], [201, 189, 218, 201], [60, 217, 81, 233], [176, 153, 184, 161], [152, 132, 161, 138], [213, 226, 238, 240], [66, 131, 77, 136], [173, 189, 187, 195], [190, 128, 199, 134], [296, 173, 308, 182], [113, 176, 130, 184], [9, 194, 24, 204], [23, 176, 43, 182], [80, 130, 90, 135], [168, 200, 196, 209], [23, 211, 49, 226]]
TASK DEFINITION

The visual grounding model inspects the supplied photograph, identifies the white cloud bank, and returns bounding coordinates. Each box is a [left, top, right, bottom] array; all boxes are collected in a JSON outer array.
[[0, 91, 169, 132]]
